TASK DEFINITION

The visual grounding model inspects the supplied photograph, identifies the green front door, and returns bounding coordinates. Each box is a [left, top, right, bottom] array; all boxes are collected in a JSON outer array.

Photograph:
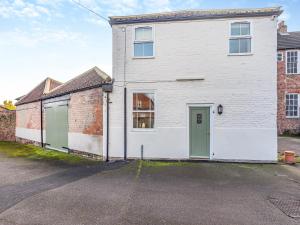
[[189, 107, 210, 158], [45, 104, 68, 152]]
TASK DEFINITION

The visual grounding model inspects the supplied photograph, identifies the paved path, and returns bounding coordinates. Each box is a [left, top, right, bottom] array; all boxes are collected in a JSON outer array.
[[0, 159, 299, 225], [0, 160, 126, 214], [278, 136, 300, 155]]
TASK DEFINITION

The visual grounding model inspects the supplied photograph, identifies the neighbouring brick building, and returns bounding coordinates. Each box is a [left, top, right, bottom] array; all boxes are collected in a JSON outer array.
[[277, 21, 300, 134], [0, 106, 16, 141], [16, 67, 111, 157]]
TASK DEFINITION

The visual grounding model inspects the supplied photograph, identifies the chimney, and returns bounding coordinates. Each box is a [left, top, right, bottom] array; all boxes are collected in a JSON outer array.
[[278, 21, 287, 33]]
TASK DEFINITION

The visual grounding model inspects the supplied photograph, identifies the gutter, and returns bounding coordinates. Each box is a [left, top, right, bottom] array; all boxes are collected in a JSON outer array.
[[102, 83, 113, 162]]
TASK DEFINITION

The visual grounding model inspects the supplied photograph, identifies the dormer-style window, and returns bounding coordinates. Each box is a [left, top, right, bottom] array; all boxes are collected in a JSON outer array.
[[229, 22, 251, 54], [134, 26, 154, 57]]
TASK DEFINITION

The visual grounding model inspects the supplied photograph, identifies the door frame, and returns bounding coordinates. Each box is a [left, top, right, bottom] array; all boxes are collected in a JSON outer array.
[[187, 103, 214, 159]]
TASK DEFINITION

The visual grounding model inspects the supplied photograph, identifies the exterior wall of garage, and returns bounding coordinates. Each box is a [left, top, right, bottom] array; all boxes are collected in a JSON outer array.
[[16, 88, 103, 156], [16, 101, 43, 145], [43, 88, 103, 156], [68, 88, 103, 155]]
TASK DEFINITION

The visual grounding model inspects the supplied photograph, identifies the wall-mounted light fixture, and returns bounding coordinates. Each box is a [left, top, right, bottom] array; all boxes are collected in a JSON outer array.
[[217, 104, 223, 115]]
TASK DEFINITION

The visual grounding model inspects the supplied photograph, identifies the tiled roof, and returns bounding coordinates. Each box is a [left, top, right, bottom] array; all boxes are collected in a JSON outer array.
[[109, 7, 282, 25], [43, 67, 111, 100], [278, 32, 300, 50], [15, 78, 62, 106]]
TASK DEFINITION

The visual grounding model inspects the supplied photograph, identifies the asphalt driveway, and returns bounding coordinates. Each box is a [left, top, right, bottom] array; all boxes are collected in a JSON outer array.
[[0, 155, 300, 225]]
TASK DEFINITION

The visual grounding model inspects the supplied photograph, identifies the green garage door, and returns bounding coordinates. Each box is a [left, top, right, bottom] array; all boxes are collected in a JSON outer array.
[[45, 104, 68, 152]]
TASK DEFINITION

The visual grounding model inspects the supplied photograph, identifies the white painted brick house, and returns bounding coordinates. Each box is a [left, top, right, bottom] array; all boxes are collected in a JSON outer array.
[[104, 7, 282, 162]]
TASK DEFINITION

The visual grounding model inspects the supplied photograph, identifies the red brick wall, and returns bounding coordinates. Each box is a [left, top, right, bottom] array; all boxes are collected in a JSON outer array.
[[277, 50, 300, 134], [69, 88, 103, 135], [16, 102, 41, 129], [0, 109, 16, 141]]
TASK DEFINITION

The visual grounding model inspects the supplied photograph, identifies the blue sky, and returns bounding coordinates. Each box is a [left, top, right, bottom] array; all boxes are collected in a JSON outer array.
[[0, 0, 299, 103]]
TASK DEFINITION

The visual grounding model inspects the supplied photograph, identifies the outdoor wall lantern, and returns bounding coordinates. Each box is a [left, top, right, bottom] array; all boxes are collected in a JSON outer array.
[[217, 104, 223, 115]]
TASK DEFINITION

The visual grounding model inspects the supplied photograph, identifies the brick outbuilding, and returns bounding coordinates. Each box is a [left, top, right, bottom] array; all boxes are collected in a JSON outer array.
[[277, 21, 300, 134], [15, 67, 111, 157]]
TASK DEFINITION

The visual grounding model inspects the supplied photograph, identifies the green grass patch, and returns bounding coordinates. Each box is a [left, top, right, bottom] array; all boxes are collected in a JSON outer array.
[[279, 133, 300, 139], [141, 160, 192, 167], [0, 141, 101, 166]]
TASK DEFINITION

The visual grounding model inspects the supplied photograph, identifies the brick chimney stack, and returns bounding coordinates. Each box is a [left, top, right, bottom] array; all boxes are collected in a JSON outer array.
[[278, 21, 287, 33]]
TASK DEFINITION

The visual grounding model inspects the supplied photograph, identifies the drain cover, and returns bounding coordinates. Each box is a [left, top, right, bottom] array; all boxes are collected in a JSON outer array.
[[269, 198, 300, 218]]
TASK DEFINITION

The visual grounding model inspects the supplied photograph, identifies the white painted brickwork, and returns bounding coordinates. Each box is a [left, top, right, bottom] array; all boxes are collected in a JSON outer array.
[[105, 16, 278, 161]]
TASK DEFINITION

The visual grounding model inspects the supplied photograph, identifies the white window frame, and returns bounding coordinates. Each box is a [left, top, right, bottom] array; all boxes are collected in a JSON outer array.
[[228, 21, 253, 56], [132, 25, 155, 59], [131, 90, 156, 131], [277, 52, 283, 61], [285, 93, 300, 118], [286, 50, 299, 75]]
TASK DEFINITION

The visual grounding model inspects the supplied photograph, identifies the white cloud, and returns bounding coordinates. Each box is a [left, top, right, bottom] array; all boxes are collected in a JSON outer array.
[[0, 28, 87, 48], [142, 0, 171, 12], [85, 17, 109, 27], [0, 0, 51, 18]]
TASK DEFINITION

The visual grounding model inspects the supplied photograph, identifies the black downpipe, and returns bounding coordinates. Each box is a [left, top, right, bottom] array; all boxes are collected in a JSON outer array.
[[106, 92, 110, 162], [124, 87, 127, 160], [40, 100, 43, 148]]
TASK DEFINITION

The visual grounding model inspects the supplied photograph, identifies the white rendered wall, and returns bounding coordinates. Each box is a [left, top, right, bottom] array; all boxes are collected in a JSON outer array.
[[106, 16, 278, 161], [68, 132, 102, 155], [16, 127, 45, 143]]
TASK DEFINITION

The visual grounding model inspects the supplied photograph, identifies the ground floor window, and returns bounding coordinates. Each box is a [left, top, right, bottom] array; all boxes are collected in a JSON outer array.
[[132, 92, 155, 129], [286, 93, 299, 118]]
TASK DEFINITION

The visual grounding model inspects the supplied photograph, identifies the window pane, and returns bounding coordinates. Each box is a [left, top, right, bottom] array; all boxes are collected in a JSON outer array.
[[133, 112, 154, 128], [240, 23, 250, 35], [143, 42, 153, 56], [286, 94, 299, 117], [135, 27, 152, 41], [287, 51, 298, 74], [134, 42, 153, 57], [134, 43, 143, 57], [133, 93, 154, 110], [231, 23, 240, 35], [240, 38, 251, 53], [229, 39, 239, 53]]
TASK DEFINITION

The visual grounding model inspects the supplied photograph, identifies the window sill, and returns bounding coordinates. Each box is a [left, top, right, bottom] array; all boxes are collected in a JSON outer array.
[[131, 128, 156, 132], [286, 116, 300, 119], [132, 56, 155, 59], [286, 73, 300, 76], [228, 53, 253, 56]]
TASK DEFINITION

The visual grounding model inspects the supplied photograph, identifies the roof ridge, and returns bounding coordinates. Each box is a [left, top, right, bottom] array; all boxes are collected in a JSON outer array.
[[109, 7, 282, 25], [109, 6, 282, 18], [46, 67, 110, 95], [16, 78, 48, 104]]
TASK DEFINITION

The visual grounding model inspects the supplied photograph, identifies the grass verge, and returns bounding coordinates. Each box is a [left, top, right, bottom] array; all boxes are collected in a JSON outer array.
[[0, 141, 101, 166], [140, 160, 192, 167]]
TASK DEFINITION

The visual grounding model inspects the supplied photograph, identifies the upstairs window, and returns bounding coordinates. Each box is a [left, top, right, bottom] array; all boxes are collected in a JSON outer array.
[[134, 26, 154, 57], [229, 22, 251, 54], [286, 51, 298, 74], [286, 93, 299, 118], [133, 93, 155, 129]]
